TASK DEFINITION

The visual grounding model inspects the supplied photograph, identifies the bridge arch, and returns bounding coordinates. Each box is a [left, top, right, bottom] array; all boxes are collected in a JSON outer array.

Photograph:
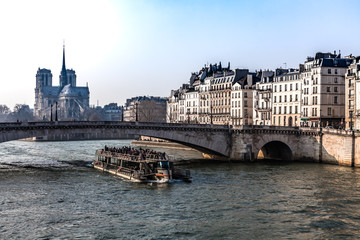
[[257, 141, 293, 161], [0, 121, 232, 157]]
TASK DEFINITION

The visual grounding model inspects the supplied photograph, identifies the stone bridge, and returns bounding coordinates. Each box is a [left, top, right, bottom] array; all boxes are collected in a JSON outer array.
[[0, 121, 359, 167]]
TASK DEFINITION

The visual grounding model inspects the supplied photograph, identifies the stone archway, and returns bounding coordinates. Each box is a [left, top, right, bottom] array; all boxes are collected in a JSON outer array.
[[257, 141, 293, 161]]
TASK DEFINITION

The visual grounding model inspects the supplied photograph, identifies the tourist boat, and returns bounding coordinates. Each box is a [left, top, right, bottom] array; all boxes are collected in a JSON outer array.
[[93, 146, 191, 183]]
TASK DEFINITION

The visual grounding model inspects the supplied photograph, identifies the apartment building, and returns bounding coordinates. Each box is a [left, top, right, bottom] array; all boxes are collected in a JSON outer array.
[[254, 71, 274, 125], [272, 68, 301, 126], [345, 56, 360, 129], [184, 88, 199, 123], [300, 52, 353, 128], [231, 73, 258, 126]]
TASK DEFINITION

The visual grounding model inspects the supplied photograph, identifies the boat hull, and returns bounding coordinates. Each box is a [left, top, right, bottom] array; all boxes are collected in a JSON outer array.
[[93, 164, 171, 183]]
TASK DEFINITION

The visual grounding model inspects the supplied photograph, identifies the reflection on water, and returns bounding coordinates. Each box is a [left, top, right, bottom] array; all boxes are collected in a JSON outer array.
[[1, 140, 360, 239]]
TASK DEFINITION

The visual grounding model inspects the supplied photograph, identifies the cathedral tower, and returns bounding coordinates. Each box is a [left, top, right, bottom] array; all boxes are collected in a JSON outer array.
[[36, 68, 52, 88]]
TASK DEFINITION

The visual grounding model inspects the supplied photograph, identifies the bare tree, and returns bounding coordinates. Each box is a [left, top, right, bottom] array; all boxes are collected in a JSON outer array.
[[0, 104, 10, 122], [138, 100, 166, 122], [82, 107, 104, 121], [9, 104, 35, 122]]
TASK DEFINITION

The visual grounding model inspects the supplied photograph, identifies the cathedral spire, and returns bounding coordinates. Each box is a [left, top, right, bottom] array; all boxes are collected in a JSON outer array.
[[60, 43, 67, 87], [62, 43, 66, 73]]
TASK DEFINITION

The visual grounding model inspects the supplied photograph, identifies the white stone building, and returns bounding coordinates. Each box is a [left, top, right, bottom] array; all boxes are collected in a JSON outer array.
[[254, 71, 274, 125], [230, 73, 257, 126], [300, 52, 353, 128], [184, 88, 199, 123], [345, 56, 360, 129], [272, 69, 302, 126]]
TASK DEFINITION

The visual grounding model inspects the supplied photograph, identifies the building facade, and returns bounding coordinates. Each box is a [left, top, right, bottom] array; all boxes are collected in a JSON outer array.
[[103, 103, 123, 121], [254, 71, 274, 125], [345, 56, 360, 129], [300, 52, 353, 128], [124, 96, 167, 122], [34, 46, 90, 120], [272, 68, 301, 126], [231, 73, 258, 126]]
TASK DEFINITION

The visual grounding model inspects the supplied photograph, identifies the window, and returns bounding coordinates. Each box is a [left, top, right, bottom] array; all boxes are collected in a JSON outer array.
[[328, 69, 331, 74], [290, 95, 293, 102], [285, 85, 287, 91], [334, 96, 338, 104], [244, 92, 248, 98], [274, 96, 277, 103], [290, 84, 292, 91], [334, 87, 338, 92], [284, 95, 287, 102], [289, 106, 292, 114], [295, 106, 298, 113], [327, 87, 331, 92], [279, 96, 282, 102], [296, 83, 298, 90], [328, 107, 331, 116], [349, 100, 354, 109], [279, 107, 281, 114], [273, 107, 276, 114], [284, 106, 287, 114], [335, 69, 338, 74], [279, 85, 282, 92], [274, 86, 277, 92], [334, 77, 338, 83]]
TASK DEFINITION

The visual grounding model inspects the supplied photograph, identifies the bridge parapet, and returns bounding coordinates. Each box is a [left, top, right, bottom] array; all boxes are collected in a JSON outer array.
[[231, 125, 321, 136], [0, 121, 233, 136]]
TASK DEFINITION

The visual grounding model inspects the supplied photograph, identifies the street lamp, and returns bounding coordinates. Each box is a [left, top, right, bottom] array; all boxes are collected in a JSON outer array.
[[55, 102, 58, 121], [121, 105, 124, 122], [50, 104, 53, 122], [210, 102, 213, 124], [135, 102, 138, 122]]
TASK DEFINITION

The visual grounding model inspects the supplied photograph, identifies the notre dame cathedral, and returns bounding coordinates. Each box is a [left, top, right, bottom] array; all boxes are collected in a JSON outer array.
[[34, 46, 90, 120]]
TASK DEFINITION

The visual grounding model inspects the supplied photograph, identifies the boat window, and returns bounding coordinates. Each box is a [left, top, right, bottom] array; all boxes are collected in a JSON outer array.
[[158, 161, 169, 168]]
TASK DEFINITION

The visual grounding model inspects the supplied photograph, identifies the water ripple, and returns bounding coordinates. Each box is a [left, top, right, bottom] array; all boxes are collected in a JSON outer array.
[[0, 140, 360, 239]]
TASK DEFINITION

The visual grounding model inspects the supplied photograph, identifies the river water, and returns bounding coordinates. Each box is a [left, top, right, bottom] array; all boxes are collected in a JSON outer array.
[[1, 140, 360, 239]]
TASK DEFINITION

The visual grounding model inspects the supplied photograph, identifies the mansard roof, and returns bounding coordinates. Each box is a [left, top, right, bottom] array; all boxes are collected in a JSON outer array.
[[185, 87, 197, 93], [262, 70, 274, 78], [234, 72, 260, 89], [319, 58, 352, 68]]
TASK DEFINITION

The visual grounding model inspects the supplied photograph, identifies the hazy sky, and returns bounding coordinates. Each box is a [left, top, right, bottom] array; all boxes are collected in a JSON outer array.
[[0, 0, 359, 109]]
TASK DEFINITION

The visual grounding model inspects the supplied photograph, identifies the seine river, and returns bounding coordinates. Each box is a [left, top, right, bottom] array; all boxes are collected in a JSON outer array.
[[1, 140, 360, 239]]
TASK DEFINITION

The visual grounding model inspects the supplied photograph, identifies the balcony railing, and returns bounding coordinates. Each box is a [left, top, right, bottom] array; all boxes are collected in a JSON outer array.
[[256, 107, 272, 112]]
